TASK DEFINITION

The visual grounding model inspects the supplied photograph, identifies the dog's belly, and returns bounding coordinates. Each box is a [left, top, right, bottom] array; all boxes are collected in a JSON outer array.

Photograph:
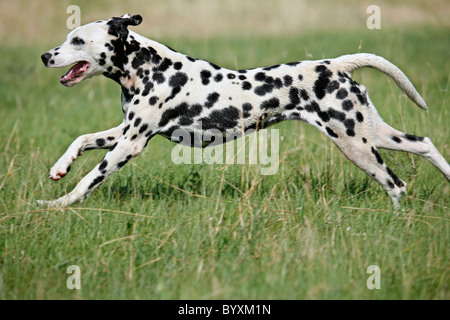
[[158, 110, 306, 148]]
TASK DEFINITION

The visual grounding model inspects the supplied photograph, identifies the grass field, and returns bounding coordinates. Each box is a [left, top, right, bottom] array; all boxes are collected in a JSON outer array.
[[0, 1, 449, 300]]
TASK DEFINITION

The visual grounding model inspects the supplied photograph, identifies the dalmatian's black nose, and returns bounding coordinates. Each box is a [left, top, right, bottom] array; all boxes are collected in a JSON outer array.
[[41, 52, 52, 66]]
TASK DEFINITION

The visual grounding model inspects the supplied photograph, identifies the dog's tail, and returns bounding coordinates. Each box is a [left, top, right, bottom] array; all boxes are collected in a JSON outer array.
[[335, 53, 428, 110]]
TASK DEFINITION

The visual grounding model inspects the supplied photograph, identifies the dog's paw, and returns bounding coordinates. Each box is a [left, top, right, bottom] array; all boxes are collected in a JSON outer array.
[[36, 198, 68, 208], [49, 146, 83, 181], [49, 159, 74, 181], [36, 199, 52, 207]]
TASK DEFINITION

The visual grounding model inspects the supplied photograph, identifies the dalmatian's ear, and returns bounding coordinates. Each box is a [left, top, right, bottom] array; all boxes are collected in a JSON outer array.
[[107, 14, 143, 39], [121, 14, 143, 27]]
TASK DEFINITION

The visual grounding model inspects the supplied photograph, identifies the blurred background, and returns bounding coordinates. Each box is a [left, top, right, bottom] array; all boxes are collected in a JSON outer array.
[[1, 0, 448, 45]]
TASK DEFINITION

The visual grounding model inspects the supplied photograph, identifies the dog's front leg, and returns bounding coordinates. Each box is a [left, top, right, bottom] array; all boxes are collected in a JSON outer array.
[[38, 136, 148, 207], [49, 123, 124, 181]]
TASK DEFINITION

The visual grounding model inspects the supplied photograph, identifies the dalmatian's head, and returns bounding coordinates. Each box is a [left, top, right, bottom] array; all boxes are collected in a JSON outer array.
[[41, 14, 142, 87]]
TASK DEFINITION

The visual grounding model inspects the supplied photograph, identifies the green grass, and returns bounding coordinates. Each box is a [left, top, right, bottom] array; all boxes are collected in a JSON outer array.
[[0, 27, 449, 300]]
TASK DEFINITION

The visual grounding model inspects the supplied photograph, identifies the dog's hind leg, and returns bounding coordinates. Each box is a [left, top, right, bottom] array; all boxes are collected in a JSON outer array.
[[49, 123, 124, 181], [371, 115, 450, 181], [329, 131, 407, 209]]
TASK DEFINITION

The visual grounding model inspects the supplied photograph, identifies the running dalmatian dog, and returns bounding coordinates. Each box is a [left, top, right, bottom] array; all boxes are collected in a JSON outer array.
[[38, 14, 450, 209]]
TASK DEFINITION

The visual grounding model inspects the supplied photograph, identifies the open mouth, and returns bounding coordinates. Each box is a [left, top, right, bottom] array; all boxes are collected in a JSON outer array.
[[60, 61, 90, 87]]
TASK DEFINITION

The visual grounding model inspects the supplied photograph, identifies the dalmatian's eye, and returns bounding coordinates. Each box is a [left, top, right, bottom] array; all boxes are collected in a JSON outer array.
[[71, 37, 85, 46]]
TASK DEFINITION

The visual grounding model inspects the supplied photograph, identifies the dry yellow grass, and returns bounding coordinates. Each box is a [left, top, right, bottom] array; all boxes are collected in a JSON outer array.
[[0, 0, 448, 46]]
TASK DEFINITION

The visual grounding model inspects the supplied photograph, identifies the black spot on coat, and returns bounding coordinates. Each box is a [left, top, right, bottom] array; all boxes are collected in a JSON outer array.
[[155, 58, 173, 72], [174, 62, 183, 70], [200, 70, 212, 85], [242, 103, 252, 118], [371, 147, 384, 164], [200, 106, 240, 131], [214, 73, 223, 82], [242, 81, 252, 90], [255, 72, 266, 81], [134, 117, 142, 128], [328, 108, 346, 122], [169, 72, 188, 88], [356, 111, 364, 122], [96, 139, 106, 147], [404, 133, 424, 142], [131, 47, 151, 69], [139, 123, 149, 134], [158, 103, 203, 127], [142, 81, 154, 97], [117, 155, 132, 169], [209, 62, 221, 70], [205, 92, 220, 108], [88, 175, 105, 190], [326, 80, 340, 93], [283, 75, 293, 87], [336, 88, 348, 99], [386, 167, 404, 187], [300, 89, 309, 100], [254, 84, 274, 96], [149, 96, 159, 105], [289, 87, 300, 105], [326, 127, 338, 138], [261, 98, 280, 110], [99, 160, 108, 171], [342, 100, 353, 111], [305, 101, 320, 113], [344, 119, 355, 136], [152, 72, 165, 84], [313, 65, 332, 99]]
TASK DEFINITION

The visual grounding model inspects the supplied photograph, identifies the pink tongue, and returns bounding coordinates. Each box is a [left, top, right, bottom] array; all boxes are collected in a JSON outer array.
[[61, 62, 87, 82]]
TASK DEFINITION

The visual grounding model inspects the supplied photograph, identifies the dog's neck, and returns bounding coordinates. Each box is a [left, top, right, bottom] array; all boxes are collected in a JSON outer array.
[[103, 31, 183, 98]]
